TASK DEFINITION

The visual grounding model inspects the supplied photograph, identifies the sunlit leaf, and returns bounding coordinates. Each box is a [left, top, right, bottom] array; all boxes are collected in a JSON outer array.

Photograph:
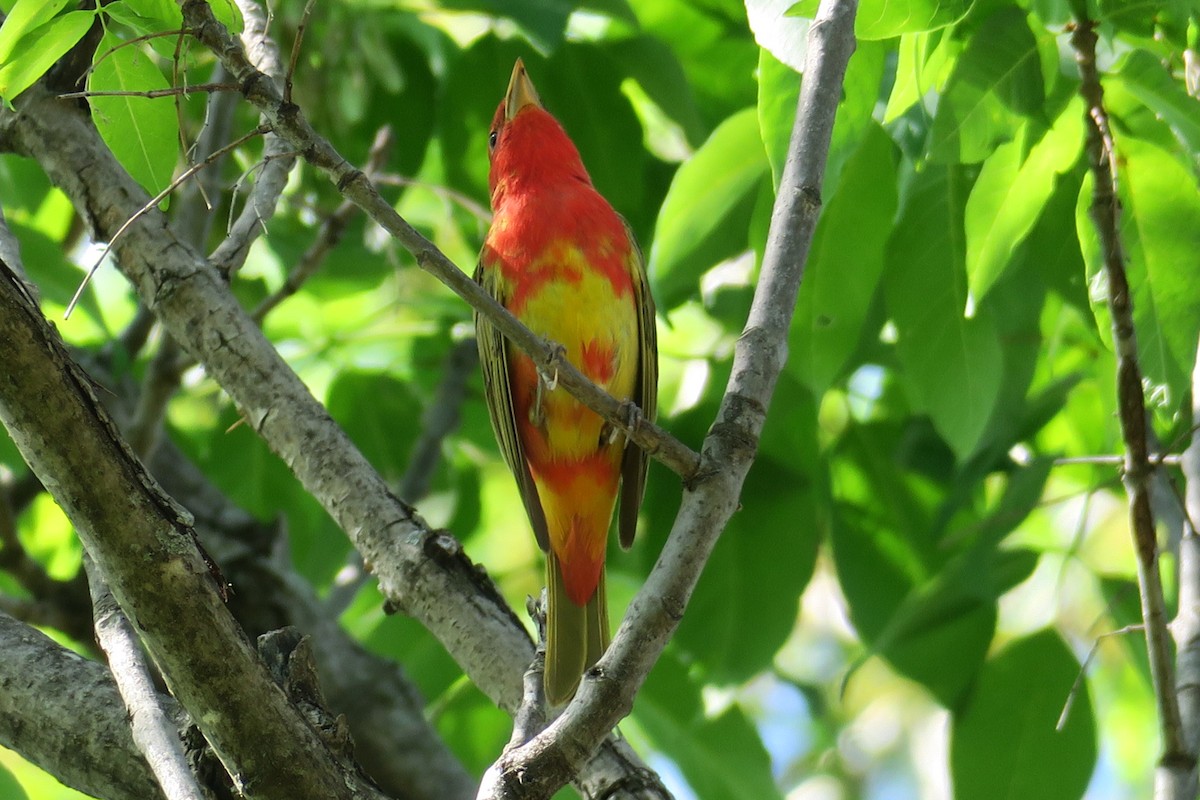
[[0, 0, 70, 62], [88, 32, 177, 200], [0, 10, 93, 102], [929, 7, 1044, 163], [965, 100, 1083, 303], [0, 762, 28, 800], [649, 107, 767, 308]]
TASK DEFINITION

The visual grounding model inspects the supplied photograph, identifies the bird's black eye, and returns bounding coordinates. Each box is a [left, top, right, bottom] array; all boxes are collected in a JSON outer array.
[[488, 130, 499, 151]]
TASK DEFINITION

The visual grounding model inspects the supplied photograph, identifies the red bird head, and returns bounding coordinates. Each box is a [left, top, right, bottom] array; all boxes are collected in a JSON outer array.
[[487, 59, 592, 207]]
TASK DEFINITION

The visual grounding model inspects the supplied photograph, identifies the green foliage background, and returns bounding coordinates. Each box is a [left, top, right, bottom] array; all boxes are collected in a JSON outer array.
[[2, 0, 1199, 797]]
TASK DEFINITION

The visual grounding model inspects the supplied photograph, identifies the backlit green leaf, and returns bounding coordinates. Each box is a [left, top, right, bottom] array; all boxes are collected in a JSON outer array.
[[649, 107, 767, 308], [929, 7, 1044, 163], [88, 33, 177, 200]]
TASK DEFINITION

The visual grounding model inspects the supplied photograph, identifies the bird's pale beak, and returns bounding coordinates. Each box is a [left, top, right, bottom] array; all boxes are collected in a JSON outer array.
[[504, 58, 542, 121]]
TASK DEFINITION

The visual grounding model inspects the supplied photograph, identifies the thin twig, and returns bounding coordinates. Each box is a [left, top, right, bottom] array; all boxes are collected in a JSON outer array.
[[1071, 13, 1194, 782], [1055, 454, 1183, 467], [64, 124, 270, 319], [59, 83, 239, 100], [1058, 623, 1144, 731], [87, 555, 208, 800], [375, 174, 493, 223], [83, 29, 187, 82], [286, 0, 318, 104]]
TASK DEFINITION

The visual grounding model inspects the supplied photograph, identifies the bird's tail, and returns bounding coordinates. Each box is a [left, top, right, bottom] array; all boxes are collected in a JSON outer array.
[[545, 553, 610, 706]]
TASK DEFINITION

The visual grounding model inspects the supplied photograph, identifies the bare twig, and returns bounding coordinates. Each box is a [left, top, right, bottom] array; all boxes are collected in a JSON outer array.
[[86, 555, 208, 800], [477, 0, 858, 795], [285, 0, 317, 104], [85, 29, 187, 81], [1058, 623, 1143, 731], [1056, 454, 1183, 467], [202, 0, 298, 276], [1071, 15, 1195, 793], [65, 124, 270, 318], [60, 83, 239, 99], [375, 174, 493, 223]]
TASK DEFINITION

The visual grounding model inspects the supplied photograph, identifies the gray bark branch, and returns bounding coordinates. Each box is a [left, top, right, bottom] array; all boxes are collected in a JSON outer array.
[[0, 610, 168, 800], [0, 256, 385, 800]]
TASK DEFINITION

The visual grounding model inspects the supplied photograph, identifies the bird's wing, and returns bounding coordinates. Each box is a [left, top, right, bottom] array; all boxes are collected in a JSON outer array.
[[474, 259, 551, 551], [618, 224, 658, 549]]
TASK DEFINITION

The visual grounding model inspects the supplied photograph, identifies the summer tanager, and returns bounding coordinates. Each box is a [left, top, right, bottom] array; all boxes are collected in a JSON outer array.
[[474, 59, 658, 705]]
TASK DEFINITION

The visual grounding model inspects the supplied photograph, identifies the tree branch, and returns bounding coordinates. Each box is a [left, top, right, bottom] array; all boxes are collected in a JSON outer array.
[[0, 257, 386, 800], [0, 610, 168, 800], [477, 0, 858, 795], [208, 0, 297, 275], [1177, 333, 1200, 774], [86, 555, 208, 800], [1070, 16, 1195, 795]]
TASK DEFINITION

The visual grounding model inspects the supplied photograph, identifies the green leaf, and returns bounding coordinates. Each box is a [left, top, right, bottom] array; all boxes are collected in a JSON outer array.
[[830, 421, 1010, 707], [325, 371, 422, 483], [965, 100, 1083, 303], [952, 630, 1097, 800], [756, 48, 798, 189], [831, 502, 996, 707], [1077, 137, 1200, 401], [0, 10, 93, 102], [929, 7, 1045, 163], [104, 0, 182, 33], [438, 0, 573, 53], [856, 0, 969, 38], [0, 0, 70, 62], [747, 0, 809, 71], [0, 762, 28, 800], [787, 0, 968, 38], [607, 35, 708, 148], [676, 378, 821, 681], [1115, 49, 1200, 155], [789, 122, 897, 395], [635, 653, 784, 800], [632, 0, 758, 129], [88, 32, 177, 200], [1119, 137, 1200, 398], [885, 164, 1003, 460], [885, 30, 956, 123], [649, 107, 767, 308]]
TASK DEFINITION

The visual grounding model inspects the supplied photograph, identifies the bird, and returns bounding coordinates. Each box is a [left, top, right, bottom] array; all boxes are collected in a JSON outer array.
[[474, 58, 658, 705]]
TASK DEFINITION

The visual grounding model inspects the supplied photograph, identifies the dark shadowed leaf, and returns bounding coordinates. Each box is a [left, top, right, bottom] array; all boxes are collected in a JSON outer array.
[[952, 630, 1097, 800]]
